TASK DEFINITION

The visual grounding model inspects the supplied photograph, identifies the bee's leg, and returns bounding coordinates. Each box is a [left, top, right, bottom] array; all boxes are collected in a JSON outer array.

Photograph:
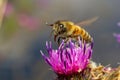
[[75, 37, 81, 47], [54, 34, 58, 42], [57, 37, 66, 46], [64, 37, 70, 45], [57, 37, 61, 46], [76, 35, 83, 43], [77, 37, 85, 48], [67, 38, 71, 43], [81, 38, 84, 44], [81, 38, 83, 45]]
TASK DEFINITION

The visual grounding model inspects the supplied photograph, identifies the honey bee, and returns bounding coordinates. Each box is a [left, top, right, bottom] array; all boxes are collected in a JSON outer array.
[[48, 17, 98, 45]]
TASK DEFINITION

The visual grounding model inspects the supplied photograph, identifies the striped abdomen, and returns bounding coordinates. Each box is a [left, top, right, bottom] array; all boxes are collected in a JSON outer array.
[[72, 26, 92, 43]]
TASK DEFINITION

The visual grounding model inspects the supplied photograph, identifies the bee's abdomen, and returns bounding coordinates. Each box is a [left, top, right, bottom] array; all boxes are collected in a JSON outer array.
[[79, 28, 92, 43]]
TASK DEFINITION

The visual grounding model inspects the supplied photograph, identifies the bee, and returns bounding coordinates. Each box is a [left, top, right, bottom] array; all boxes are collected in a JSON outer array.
[[48, 17, 98, 45]]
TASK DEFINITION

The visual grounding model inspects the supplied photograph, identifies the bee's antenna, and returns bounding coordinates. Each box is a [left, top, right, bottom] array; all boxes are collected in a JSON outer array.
[[45, 22, 49, 25], [46, 21, 54, 39], [45, 22, 53, 26]]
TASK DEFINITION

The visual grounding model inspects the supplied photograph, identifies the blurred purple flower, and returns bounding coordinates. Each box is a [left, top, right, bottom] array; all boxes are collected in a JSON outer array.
[[113, 33, 120, 43], [40, 39, 93, 75], [17, 14, 40, 31], [117, 22, 120, 27], [4, 3, 14, 17]]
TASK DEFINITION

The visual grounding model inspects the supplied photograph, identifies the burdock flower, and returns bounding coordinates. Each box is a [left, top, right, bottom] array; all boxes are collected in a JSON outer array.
[[40, 39, 93, 79]]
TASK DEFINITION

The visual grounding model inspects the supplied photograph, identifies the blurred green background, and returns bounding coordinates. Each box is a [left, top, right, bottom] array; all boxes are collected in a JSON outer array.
[[0, 0, 120, 80]]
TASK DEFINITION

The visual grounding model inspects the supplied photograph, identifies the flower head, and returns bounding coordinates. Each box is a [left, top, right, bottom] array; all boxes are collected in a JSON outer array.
[[41, 39, 93, 76]]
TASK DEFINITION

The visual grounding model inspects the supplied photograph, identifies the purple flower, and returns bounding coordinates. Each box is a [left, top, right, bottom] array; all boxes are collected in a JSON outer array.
[[113, 33, 120, 43], [117, 22, 120, 27], [40, 39, 93, 75]]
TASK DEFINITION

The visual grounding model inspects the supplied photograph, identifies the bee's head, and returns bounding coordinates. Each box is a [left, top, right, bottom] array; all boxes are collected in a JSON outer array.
[[50, 20, 74, 35]]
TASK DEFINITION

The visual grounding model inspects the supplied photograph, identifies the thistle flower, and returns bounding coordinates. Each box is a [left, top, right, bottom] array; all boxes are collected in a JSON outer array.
[[86, 61, 120, 80], [113, 33, 120, 43], [40, 39, 93, 78]]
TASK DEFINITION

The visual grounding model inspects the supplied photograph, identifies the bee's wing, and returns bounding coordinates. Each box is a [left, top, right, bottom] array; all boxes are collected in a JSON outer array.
[[0, 0, 7, 28], [77, 16, 99, 27]]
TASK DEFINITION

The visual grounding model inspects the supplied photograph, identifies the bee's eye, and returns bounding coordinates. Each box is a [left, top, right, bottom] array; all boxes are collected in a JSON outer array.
[[59, 24, 64, 28]]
